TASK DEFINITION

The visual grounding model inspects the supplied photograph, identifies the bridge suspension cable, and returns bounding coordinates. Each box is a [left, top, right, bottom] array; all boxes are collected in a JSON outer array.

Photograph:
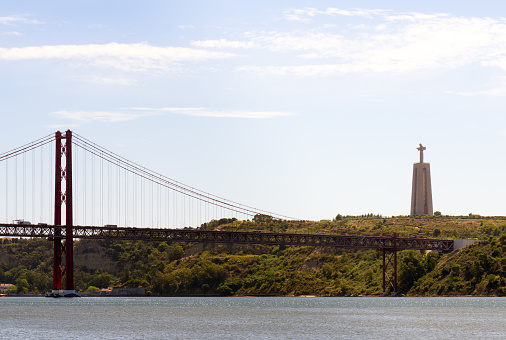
[[0, 131, 296, 228], [0, 133, 56, 225], [0, 133, 55, 161], [72, 133, 295, 227]]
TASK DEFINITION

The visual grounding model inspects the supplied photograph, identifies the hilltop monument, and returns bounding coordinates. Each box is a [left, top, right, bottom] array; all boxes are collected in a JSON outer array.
[[410, 143, 433, 216]]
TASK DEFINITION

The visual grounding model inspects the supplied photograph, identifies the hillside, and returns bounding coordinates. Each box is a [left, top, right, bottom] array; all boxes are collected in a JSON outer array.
[[1, 215, 505, 296]]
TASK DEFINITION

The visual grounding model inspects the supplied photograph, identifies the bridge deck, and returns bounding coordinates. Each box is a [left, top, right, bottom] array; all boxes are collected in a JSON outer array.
[[0, 223, 454, 253]]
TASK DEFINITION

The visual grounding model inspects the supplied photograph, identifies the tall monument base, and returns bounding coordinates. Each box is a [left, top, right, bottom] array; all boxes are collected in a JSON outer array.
[[411, 162, 433, 216]]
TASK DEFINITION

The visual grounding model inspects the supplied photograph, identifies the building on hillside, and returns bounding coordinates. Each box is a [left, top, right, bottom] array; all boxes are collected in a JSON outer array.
[[0, 283, 14, 293]]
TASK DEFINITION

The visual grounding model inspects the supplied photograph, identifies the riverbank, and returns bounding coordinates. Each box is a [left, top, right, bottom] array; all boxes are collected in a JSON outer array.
[[1, 216, 505, 297]]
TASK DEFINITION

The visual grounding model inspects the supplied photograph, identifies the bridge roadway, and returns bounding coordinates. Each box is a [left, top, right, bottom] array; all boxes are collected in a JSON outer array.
[[0, 223, 454, 253]]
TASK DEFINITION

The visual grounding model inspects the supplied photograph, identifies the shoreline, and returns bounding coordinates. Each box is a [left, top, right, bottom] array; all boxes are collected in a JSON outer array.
[[1, 293, 502, 298]]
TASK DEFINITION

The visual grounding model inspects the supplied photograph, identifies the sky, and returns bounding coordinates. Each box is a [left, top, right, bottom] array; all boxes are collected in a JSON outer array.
[[2, 1, 506, 221]]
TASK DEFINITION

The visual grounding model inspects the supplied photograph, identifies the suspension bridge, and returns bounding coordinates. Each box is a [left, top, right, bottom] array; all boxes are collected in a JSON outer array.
[[0, 130, 454, 296]]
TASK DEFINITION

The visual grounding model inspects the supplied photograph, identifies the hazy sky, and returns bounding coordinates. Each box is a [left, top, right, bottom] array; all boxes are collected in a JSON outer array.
[[2, 1, 506, 220]]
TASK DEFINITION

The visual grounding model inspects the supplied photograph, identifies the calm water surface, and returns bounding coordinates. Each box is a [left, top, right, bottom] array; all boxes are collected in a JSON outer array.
[[1, 297, 505, 339]]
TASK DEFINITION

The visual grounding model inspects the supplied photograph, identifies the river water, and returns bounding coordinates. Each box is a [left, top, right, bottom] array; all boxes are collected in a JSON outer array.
[[1, 296, 505, 339]]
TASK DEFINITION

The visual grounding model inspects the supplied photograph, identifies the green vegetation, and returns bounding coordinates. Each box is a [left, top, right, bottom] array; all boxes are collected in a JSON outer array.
[[87, 285, 100, 292], [408, 235, 506, 296], [1, 215, 506, 296]]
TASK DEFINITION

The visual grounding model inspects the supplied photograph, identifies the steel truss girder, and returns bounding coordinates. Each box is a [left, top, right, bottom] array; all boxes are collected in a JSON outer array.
[[0, 224, 454, 253]]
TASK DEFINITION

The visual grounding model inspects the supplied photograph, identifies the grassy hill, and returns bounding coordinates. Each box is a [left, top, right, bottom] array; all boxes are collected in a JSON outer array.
[[1, 215, 505, 296]]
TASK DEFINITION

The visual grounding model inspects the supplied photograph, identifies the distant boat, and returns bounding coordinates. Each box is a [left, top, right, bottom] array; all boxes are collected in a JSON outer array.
[[45, 290, 81, 298]]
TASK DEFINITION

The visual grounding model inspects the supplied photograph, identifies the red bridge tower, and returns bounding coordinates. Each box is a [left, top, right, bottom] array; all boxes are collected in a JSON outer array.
[[47, 130, 80, 297]]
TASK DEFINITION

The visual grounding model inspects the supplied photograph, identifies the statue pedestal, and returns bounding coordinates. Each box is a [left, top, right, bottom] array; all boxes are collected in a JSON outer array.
[[411, 162, 433, 216]]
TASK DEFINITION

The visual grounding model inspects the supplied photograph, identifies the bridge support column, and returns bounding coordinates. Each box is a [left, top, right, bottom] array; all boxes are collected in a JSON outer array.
[[381, 233, 398, 296], [47, 130, 79, 298], [52, 227, 62, 290], [65, 130, 74, 291], [52, 131, 64, 291]]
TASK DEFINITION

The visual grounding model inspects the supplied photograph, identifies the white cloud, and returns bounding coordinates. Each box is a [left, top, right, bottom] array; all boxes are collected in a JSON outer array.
[[191, 39, 258, 49], [224, 10, 506, 76], [72, 75, 136, 85], [53, 107, 292, 123], [237, 64, 365, 77], [6, 8, 506, 83], [253, 32, 349, 53], [384, 12, 450, 22], [0, 42, 233, 61], [1, 31, 22, 36], [0, 14, 44, 26], [88, 24, 105, 29], [53, 110, 161, 123], [130, 107, 293, 119], [283, 8, 318, 23], [283, 7, 386, 22], [178, 25, 195, 30], [454, 88, 506, 96], [0, 42, 236, 72]]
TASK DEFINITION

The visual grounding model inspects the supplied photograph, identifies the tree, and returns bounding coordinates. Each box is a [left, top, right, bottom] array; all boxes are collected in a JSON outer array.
[[167, 244, 184, 262], [434, 211, 442, 217], [89, 271, 116, 288], [398, 251, 425, 294], [15, 278, 29, 293], [481, 222, 497, 235]]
